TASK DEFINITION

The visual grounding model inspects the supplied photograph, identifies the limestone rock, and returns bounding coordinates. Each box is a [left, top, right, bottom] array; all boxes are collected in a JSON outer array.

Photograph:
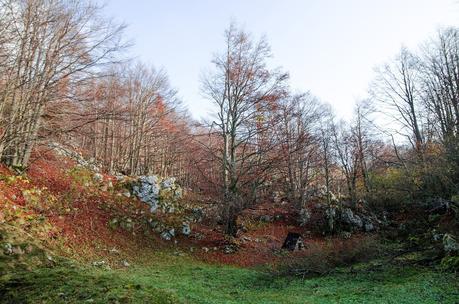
[[299, 208, 311, 226], [3, 243, 13, 255], [160, 228, 175, 241], [182, 223, 191, 236], [93, 173, 103, 182], [341, 208, 363, 229], [443, 234, 459, 253]]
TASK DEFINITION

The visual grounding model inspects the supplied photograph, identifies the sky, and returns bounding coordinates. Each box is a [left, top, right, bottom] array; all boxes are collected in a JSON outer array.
[[103, 0, 459, 120]]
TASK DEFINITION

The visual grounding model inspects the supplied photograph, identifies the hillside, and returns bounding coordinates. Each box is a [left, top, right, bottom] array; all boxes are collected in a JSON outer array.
[[0, 150, 458, 303]]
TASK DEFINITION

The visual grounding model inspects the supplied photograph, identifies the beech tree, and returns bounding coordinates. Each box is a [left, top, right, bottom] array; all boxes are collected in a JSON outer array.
[[277, 93, 322, 208], [421, 27, 459, 180], [0, 0, 126, 168], [371, 48, 424, 155], [200, 23, 288, 235]]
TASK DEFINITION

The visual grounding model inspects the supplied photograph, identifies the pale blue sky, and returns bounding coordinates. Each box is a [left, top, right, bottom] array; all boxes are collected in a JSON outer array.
[[104, 0, 459, 119]]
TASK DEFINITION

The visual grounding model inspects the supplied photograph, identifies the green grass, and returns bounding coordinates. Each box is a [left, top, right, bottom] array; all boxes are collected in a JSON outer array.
[[0, 261, 179, 304], [1, 253, 458, 304]]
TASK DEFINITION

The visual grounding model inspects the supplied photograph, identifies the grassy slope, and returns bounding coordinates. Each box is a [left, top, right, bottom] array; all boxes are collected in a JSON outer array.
[[1, 162, 458, 303], [1, 252, 458, 304]]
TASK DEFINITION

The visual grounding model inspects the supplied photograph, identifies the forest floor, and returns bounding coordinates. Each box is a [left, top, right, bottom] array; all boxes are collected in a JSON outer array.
[[0, 153, 458, 303]]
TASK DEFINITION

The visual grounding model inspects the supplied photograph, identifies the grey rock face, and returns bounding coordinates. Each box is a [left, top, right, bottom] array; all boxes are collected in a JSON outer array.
[[160, 228, 175, 241], [259, 215, 273, 222], [93, 173, 103, 182], [364, 222, 375, 232], [299, 208, 311, 226], [223, 244, 238, 254], [3, 243, 13, 255], [49, 142, 100, 172], [443, 234, 459, 253], [161, 177, 176, 189], [341, 208, 363, 229], [130, 175, 183, 213], [182, 223, 191, 236], [132, 176, 161, 212]]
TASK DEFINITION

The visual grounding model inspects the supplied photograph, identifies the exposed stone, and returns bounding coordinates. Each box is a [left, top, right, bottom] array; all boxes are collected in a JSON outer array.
[[109, 248, 120, 255], [223, 244, 238, 254], [160, 228, 175, 241], [161, 177, 176, 189], [182, 223, 191, 236], [93, 173, 103, 181], [443, 234, 459, 253], [121, 260, 130, 267], [3, 243, 13, 255], [341, 208, 363, 229], [364, 222, 375, 232], [340, 231, 352, 239], [273, 191, 282, 203], [299, 208, 311, 226], [190, 207, 204, 222], [49, 142, 100, 172], [129, 175, 183, 213], [92, 260, 106, 267], [259, 215, 273, 222]]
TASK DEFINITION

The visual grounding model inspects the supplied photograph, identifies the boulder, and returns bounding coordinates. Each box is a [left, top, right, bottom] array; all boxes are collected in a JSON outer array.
[[160, 228, 175, 241], [364, 222, 375, 232], [129, 175, 183, 213], [341, 208, 363, 229], [190, 207, 204, 222], [3, 243, 12, 255], [299, 208, 311, 226], [223, 244, 238, 254], [161, 177, 176, 189], [49, 142, 100, 172], [182, 223, 191, 236], [93, 173, 103, 182], [443, 234, 459, 253], [92, 260, 107, 267], [132, 176, 161, 212], [259, 215, 273, 222]]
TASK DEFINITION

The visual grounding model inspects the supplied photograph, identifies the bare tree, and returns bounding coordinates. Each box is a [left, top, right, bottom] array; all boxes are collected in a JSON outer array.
[[0, 0, 126, 168], [200, 23, 288, 235], [371, 48, 424, 155], [277, 93, 322, 208]]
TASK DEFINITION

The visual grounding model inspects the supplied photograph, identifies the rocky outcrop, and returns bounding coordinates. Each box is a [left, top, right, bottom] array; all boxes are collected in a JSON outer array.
[[132, 176, 161, 212], [120, 175, 183, 213], [300, 201, 380, 235], [49, 142, 100, 172], [298, 208, 311, 226], [443, 234, 459, 253]]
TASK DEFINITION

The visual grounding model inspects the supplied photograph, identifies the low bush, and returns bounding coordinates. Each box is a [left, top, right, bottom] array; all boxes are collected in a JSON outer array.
[[274, 235, 382, 277]]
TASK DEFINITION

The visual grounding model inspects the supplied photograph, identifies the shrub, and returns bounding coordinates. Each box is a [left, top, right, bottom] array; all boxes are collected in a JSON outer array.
[[274, 236, 382, 277], [440, 256, 459, 272]]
